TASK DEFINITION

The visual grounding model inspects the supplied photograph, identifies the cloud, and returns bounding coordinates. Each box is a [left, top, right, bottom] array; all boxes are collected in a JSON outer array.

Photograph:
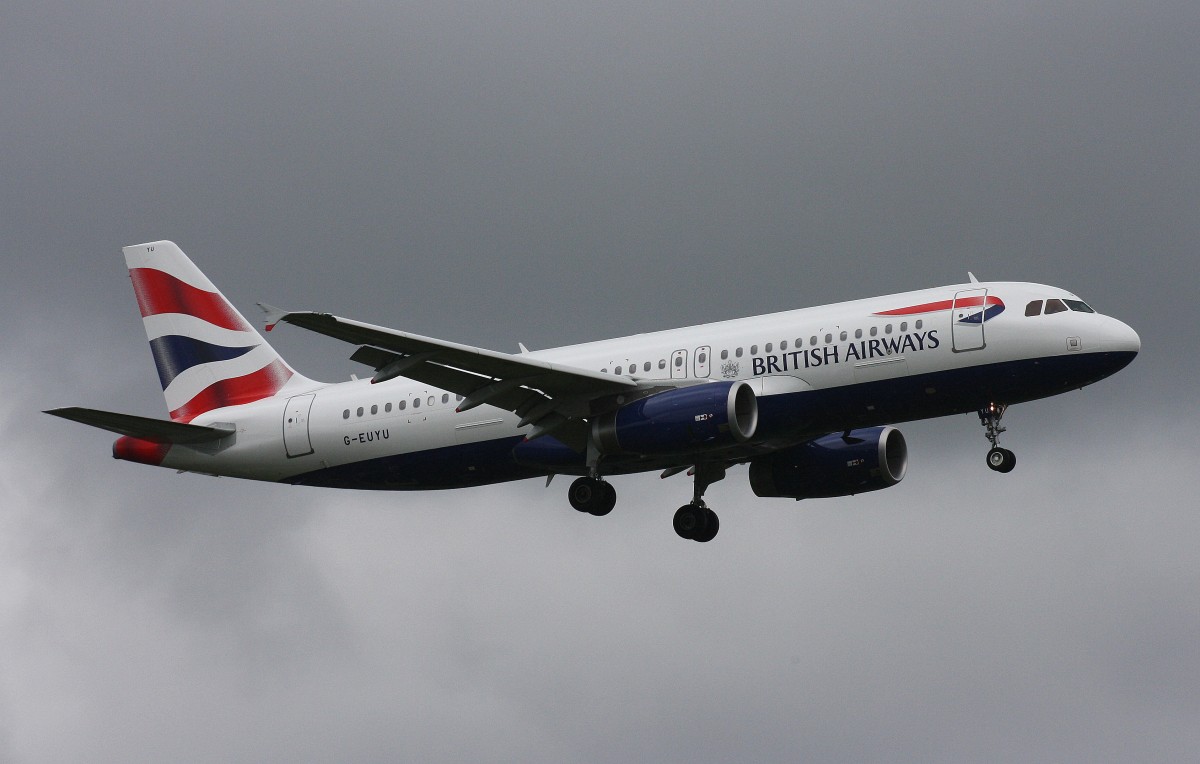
[[3, 0, 1197, 760]]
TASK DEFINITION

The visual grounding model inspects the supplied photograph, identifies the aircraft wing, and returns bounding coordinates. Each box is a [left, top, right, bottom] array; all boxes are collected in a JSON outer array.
[[260, 306, 647, 448]]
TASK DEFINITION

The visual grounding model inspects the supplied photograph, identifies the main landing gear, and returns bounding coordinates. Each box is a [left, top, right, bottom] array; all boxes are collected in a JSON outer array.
[[565, 463, 726, 542], [673, 463, 726, 543], [979, 402, 1016, 473], [568, 476, 617, 516]]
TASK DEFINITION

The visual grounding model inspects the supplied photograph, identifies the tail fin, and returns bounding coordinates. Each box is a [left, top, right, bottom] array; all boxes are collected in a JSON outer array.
[[123, 241, 311, 422]]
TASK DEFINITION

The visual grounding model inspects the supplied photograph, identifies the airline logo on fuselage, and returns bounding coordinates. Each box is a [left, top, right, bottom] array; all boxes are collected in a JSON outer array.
[[748, 294, 1005, 376], [752, 329, 940, 375]]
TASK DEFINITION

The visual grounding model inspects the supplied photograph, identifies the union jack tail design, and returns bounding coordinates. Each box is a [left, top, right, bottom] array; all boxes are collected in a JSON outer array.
[[123, 241, 310, 422]]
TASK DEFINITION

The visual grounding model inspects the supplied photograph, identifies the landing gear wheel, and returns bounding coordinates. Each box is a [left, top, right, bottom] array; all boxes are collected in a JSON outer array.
[[673, 504, 719, 542], [986, 446, 1016, 473], [592, 481, 617, 517], [694, 508, 719, 543]]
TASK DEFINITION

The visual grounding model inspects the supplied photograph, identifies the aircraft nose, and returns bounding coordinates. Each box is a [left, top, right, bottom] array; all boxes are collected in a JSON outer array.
[[1110, 318, 1141, 355]]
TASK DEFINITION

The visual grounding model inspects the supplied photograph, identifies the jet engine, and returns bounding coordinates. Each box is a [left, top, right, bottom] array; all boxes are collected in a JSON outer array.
[[748, 426, 908, 499], [592, 381, 758, 456]]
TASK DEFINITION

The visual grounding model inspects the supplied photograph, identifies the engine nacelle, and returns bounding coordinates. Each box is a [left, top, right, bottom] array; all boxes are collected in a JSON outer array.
[[749, 426, 908, 499], [592, 381, 758, 456]]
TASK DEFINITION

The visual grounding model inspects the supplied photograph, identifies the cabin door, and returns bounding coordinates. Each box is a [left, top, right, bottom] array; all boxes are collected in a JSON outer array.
[[951, 288, 988, 352], [283, 394, 316, 457]]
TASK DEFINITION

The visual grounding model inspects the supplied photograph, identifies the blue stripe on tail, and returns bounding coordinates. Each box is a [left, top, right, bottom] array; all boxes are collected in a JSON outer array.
[[149, 335, 259, 389]]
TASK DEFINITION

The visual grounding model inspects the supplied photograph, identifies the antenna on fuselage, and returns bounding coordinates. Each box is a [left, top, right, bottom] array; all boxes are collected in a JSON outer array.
[[968, 272, 980, 283]]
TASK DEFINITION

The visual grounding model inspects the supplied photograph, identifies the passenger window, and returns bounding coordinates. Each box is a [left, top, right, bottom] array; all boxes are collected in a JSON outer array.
[[674, 356, 683, 367], [915, 320, 923, 330], [658, 359, 666, 369], [371, 404, 378, 415], [343, 409, 350, 420], [780, 340, 788, 351], [1064, 299, 1095, 313], [385, 402, 392, 413], [824, 333, 832, 344], [428, 396, 435, 406], [810, 336, 817, 346], [1025, 300, 1043, 317], [698, 351, 707, 363], [750, 345, 758, 355], [885, 324, 893, 334], [456, 395, 463, 402], [870, 326, 878, 337], [356, 407, 364, 417], [615, 365, 623, 375], [900, 322, 907, 332], [442, 394, 449, 404], [721, 349, 729, 360], [854, 329, 862, 339], [398, 400, 406, 410], [644, 362, 651, 372], [795, 338, 803, 348], [736, 347, 744, 358], [412, 398, 420, 409], [765, 343, 773, 353], [1045, 299, 1068, 315], [839, 331, 847, 341]]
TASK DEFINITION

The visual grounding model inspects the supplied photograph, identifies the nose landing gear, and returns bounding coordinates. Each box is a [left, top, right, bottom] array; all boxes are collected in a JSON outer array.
[[979, 403, 1016, 473]]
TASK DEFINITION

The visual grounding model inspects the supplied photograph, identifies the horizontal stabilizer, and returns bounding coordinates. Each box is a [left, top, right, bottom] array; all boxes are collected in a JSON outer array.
[[45, 407, 236, 444]]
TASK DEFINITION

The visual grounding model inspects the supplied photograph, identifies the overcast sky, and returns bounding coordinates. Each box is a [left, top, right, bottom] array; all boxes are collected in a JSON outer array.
[[2, 1, 1197, 761]]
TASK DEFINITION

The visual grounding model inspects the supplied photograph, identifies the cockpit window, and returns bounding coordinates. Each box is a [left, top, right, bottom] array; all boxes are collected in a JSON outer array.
[[1044, 299, 1068, 315], [1064, 299, 1095, 313], [1025, 300, 1043, 317]]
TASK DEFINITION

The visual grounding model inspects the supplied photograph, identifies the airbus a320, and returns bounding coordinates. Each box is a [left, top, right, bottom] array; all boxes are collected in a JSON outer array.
[[48, 241, 1140, 542]]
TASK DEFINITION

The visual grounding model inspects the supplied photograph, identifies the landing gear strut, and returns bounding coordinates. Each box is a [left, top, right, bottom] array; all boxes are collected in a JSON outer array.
[[978, 403, 1016, 473], [673, 463, 725, 543], [568, 476, 617, 516]]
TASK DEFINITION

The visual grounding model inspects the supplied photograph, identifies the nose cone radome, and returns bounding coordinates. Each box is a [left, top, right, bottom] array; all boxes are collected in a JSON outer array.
[[1107, 318, 1141, 356]]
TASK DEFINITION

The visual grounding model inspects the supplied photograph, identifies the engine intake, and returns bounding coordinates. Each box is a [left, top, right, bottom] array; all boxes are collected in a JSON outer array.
[[593, 381, 758, 456], [749, 426, 908, 499]]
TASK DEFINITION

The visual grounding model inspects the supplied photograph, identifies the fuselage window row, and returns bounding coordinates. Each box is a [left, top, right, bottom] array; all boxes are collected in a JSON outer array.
[[342, 393, 462, 421]]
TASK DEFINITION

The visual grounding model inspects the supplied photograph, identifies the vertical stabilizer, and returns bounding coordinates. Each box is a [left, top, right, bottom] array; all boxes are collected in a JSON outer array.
[[123, 241, 312, 422]]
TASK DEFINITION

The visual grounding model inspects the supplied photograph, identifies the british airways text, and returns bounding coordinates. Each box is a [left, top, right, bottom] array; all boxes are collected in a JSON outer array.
[[752, 330, 940, 375]]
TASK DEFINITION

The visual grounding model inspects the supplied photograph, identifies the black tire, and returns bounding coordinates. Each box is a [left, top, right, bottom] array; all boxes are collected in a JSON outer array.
[[568, 477, 597, 512], [673, 504, 702, 540], [986, 447, 1016, 473], [693, 508, 720, 543], [591, 481, 617, 517], [997, 448, 1016, 473]]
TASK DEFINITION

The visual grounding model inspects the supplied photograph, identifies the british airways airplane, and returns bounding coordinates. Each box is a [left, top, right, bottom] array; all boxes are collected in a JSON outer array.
[[48, 241, 1139, 542]]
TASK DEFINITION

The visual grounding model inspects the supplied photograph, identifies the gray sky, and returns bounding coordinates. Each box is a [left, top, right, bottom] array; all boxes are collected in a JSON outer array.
[[2, 1, 1197, 761]]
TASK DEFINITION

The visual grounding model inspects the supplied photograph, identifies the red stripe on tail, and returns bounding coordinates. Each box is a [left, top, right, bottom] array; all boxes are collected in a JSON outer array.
[[169, 359, 294, 422], [129, 268, 251, 332]]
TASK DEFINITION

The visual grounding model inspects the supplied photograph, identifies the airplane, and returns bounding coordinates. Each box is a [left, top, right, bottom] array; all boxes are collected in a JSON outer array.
[[47, 241, 1140, 542]]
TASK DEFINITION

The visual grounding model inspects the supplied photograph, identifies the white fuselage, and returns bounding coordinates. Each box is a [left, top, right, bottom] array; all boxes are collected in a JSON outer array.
[[161, 281, 1140, 487]]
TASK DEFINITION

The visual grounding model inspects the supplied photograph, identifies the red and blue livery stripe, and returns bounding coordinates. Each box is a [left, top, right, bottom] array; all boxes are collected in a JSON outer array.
[[130, 265, 293, 422], [875, 295, 1005, 323], [148, 335, 260, 389]]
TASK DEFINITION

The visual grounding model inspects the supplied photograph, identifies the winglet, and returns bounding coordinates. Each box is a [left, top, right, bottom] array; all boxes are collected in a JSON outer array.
[[257, 302, 289, 332]]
